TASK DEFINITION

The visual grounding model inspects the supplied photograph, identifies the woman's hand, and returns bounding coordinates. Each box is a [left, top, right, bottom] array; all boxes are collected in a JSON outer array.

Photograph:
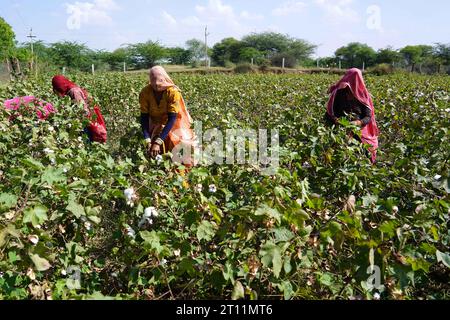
[[150, 143, 161, 158], [351, 120, 363, 127]]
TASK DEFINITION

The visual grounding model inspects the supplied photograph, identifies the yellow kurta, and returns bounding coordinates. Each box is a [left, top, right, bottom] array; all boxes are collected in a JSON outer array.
[[139, 85, 182, 125]]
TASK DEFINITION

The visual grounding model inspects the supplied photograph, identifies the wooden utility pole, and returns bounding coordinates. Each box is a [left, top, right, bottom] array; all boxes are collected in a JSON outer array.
[[205, 26, 210, 68], [27, 28, 37, 71]]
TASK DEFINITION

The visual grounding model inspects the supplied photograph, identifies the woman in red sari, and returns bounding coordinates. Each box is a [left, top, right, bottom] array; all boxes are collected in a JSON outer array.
[[52, 75, 107, 143], [325, 68, 379, 163]]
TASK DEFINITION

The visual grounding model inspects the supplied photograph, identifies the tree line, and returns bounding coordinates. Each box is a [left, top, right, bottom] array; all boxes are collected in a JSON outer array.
[[1, 17, 449, 75]]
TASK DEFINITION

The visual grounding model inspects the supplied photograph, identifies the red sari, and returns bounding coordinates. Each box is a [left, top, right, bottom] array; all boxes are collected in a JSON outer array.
[[326, 68, 379, 163], [52, 75, 107, 143]]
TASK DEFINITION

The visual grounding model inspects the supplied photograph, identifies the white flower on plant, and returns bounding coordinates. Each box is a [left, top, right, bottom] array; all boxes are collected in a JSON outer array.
[[209, 184, 217, 193], [373, 292, 381, 300], [195, 184, 203, 192], [28, 235, 39, 245], [392, 206, 399, 214], [155, 155, 163, 164], [50, 158, 56, 165], [160, 259, 167, 266], [173, 249, 181, 257], [434, 175, 442, 181], [445, 108, 450, 113], [61, 269, 67, 276], [48, 126, 55, 132], [43, 148, 54, 154]]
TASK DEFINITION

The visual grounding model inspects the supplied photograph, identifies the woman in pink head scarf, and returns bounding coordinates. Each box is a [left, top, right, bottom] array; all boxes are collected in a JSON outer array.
[[325, 68, 379, 163], [139, 66, 196, 166], [3, 96, 56, 120]]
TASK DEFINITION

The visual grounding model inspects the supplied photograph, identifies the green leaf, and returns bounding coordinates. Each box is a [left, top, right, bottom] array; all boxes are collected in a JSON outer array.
[[260, 242, 282, 278], [41, 167, 66, 185], [255, 204, 281, 223], [21, 157, 45, 170], [196, 221, 216, 242], [231, 281, 245, 300], [30, 253, 51, 271], [0, 193, 18, 210], [140, 231, 164, 254], [23, 205, 48, 227], [436, 250, 450, 268], [273, 227, 295, 243], [66, 200, 85, 218]]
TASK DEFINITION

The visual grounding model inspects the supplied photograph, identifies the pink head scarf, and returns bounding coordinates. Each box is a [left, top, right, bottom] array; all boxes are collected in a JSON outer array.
[[3, 96, 56, 120], [150, 66, 176, 92], [327, 68, 379, 163]]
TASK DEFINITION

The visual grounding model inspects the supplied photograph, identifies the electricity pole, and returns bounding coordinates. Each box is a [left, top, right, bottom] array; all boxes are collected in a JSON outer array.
[[27, 28, 37, 71], [205, 25, 210, 68]]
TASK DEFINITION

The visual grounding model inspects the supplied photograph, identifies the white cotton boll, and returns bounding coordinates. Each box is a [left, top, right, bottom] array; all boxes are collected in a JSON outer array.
[[84, 222, 92, 231], [48, 126, 55, 132], [124, 188, 135, 200], [195, 184, 203, 192], [434, 175, 442, 181], [125, 226, 136, 239], [43, 148, 54, 154], [28, 235, 39, 245], [160, 259, 167, 266], [392, 206, 399, 214], [63, 168, 68, 173], [144, 207, 158, 218], [373, 292, 381, 300], [61, 269, 67, 276], [173, 249, 181, 257], [155, 155, 163, 164]]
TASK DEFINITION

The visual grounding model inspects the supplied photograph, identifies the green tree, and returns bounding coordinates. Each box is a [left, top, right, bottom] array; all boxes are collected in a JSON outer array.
[[242, 32, 290, 56], [127, 41, 166, 69], [400, 45, 433, 72], [239, 47, 265, 64], [49, 41, 94, 71], [376, 46, 402, 65], [211, 37, 245, 66], [166, 47, 192, 65], [186, 39, 208, 66], [433, 43, 450, 73], [335, 42, 377, 69], [241, 32, 316, 66], [0, 17, 16, 61]]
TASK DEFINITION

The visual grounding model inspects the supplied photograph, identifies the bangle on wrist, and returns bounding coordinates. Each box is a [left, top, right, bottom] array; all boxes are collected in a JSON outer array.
[[154, 137, 164, 146]]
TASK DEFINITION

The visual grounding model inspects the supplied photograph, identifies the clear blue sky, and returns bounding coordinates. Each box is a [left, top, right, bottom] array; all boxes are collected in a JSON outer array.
[[1, 0, 449, 57]]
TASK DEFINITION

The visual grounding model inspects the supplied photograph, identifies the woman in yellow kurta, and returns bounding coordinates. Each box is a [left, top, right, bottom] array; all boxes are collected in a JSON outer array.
[[139, 66, 196, 166]]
